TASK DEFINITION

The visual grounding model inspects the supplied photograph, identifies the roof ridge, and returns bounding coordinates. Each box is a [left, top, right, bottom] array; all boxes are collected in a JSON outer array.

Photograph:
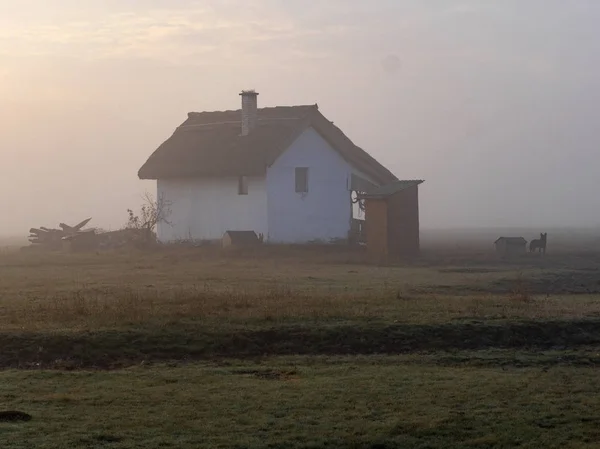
[[178, 117, 307, 130], [187, 104, 318, 118]]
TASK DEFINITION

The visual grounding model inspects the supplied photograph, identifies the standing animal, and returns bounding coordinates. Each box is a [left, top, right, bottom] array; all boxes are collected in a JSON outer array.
[[529, 233, 547, 254]]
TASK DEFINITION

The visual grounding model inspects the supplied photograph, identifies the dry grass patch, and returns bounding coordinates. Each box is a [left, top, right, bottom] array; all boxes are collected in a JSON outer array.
[[0, 248, 599, 333], [0, 285, 378, 331], [1, 283, 600, 332]]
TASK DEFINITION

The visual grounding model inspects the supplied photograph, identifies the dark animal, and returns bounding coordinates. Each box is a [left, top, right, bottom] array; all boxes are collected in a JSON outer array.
[[529, 233, 547, 254], [0, 410, 32, 422]]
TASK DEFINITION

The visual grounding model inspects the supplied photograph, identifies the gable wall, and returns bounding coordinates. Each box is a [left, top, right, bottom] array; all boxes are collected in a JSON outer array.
[[266, 127, 360, 243]]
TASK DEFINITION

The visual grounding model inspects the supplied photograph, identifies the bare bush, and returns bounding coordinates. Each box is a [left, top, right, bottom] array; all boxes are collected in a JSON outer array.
[[126, 191, 172, 246]]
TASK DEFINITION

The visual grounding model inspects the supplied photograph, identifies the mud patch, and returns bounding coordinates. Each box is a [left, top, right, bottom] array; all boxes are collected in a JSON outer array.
[[2, 319, 600, 370], [0, 411, 32, 422], [438, 268, 506, 274], [230, 368, 299, 380], [492, 270, 600, 295]]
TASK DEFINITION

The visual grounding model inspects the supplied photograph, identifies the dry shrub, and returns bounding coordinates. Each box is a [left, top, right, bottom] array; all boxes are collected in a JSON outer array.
[[508, 274, 532, 303]]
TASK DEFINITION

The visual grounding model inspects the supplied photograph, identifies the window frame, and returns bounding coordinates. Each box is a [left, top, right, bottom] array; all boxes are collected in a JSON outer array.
[[295, 167, 309, 193], [238, 175, 248, 195]]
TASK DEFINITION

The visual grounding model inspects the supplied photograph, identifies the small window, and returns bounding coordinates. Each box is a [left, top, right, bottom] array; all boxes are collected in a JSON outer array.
[[295, 167, 308, 193], [238, 176, 248, 195]]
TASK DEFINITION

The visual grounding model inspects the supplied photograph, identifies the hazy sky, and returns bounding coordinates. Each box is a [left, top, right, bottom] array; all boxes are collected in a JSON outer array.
[[2, 0, 599, 234]]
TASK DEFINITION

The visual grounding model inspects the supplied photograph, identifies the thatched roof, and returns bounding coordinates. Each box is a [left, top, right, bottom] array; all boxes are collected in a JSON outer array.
[[138, 105, 397, 185]]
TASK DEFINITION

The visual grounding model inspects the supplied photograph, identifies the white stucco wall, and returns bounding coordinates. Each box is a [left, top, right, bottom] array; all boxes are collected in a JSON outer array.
[[266, 127, 360, 243], [156, 177, 267, 242]]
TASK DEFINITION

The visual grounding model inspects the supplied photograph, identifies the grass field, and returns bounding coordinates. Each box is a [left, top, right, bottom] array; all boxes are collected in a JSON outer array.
[[1, 243, 600, 448]]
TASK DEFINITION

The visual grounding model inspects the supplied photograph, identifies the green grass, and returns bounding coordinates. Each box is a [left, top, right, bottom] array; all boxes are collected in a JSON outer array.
[[2, 355, 600, 448]]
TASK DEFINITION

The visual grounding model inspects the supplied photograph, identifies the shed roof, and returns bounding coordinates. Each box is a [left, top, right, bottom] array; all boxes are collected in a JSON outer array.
[[494, 237, 527, 244], [138, 105, 398, 186], [358, 180, 424, 198]]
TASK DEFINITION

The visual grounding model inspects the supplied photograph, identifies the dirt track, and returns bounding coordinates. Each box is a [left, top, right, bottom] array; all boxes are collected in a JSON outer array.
[[2, 319, 600, 370]]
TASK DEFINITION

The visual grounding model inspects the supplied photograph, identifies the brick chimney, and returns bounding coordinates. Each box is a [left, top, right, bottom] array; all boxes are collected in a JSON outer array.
[[240, 90, 259, 136]]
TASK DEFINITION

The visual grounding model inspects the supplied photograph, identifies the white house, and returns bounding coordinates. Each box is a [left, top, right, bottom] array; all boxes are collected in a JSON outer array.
[[138, 91, 399, 244]]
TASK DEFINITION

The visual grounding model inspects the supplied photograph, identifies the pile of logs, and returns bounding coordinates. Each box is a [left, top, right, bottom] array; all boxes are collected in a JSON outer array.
[[29, 218, 95, 250], [27, 218, 152, 252]]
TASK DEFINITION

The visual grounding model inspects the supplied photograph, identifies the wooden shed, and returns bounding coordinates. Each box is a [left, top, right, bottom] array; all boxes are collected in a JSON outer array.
[[494, 237, 527, 256], [359, 180, 423, 262]]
